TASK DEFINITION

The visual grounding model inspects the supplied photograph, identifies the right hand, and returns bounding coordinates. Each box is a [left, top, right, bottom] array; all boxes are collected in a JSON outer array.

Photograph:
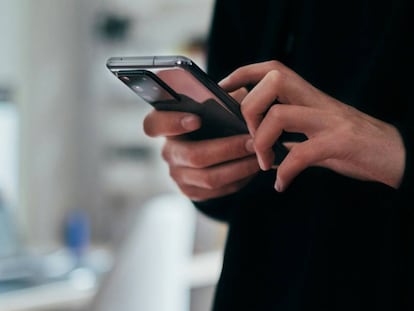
[[143, 110, 260, 201]]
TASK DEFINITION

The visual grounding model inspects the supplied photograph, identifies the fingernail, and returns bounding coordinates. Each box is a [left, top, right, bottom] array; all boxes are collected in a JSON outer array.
[[274, 177, 283, 192], [218, 77, 227, 86], [258, 157, 267, 171], [181, 115, 200, 131], [245, 138, 255, 153]]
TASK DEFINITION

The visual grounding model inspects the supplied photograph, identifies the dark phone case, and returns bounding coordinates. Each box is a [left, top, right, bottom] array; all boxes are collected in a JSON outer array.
[[154, 95, 248, 139], [153, 95, 288, 165]]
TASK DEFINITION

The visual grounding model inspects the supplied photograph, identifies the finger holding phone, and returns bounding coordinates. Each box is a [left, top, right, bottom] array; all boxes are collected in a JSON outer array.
[[143, 109, 260, 201], [219, 60, 406, 192], [141, 84, 258, 201]]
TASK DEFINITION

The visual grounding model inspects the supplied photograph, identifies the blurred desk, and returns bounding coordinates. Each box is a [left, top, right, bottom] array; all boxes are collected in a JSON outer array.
[[0, 250, 222, 311], [0, 246, 112, 311], [0, 279, 97, 311]]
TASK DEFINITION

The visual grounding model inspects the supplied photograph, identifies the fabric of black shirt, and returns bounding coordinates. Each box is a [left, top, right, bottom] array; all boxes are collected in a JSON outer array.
[[193, 0, 414, 310]]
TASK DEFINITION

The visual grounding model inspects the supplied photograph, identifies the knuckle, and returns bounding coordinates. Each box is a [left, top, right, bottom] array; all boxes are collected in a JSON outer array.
[[160, 144, 171, 162], [200, 173, 217, 190], [180, 186, 207, 202], [168, 166, 180, 183], [268, 104, 283, 120], [188, 194, 207, 202], [266, 69, 283, 85], [267, 60, 282, 69], [232, 67, 244, 77], [188, 193, 205, 202], [240, 101, 255, 116], [186, 150, 204, 168], [179, 185, 193, 198]]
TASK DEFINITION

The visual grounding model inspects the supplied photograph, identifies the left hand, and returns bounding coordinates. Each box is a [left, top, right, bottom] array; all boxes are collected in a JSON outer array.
[[219, 60, 406, 192]]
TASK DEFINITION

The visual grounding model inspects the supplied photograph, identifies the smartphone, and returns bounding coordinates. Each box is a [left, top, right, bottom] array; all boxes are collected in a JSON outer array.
[[106, 55, 288, 165]]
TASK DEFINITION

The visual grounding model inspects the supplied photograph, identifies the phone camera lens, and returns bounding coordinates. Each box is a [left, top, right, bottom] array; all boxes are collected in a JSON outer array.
[[142, 95, 153, 102]]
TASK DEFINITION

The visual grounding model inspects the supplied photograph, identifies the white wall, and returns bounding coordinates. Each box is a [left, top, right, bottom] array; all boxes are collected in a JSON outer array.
[[11, 1, 86, 246], [0, 0, 23, 85], [1, 0, 216, 247]]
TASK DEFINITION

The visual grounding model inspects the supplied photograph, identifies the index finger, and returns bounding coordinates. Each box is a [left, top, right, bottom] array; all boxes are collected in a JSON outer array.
[[219, 60, 326, 109], [219, 60, 291, 92]]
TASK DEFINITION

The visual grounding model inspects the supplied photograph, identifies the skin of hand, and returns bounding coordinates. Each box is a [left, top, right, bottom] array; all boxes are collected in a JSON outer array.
[[219, 60, 406, 192], [143, 87, 260, 201]]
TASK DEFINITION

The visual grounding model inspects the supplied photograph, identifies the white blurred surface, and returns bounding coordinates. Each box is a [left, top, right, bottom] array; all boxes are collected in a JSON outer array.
[[92, 193, 197, 311]]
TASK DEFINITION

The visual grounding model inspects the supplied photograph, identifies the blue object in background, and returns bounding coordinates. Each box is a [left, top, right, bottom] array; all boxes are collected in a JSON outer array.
[[64, 209, 90, 262], [0, 191, 19, 257]]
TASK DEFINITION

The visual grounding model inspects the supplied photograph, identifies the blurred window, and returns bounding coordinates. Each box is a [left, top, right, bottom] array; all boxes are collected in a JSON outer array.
[[0, 87, 19, 257], [0, 88, 19, 210]]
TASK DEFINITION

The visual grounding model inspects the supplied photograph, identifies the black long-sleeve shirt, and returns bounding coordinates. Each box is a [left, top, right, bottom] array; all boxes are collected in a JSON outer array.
[[193, 0, 414, 310]]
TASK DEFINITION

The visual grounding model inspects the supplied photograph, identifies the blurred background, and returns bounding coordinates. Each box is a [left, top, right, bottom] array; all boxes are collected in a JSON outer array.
[[0, 1, 227, 310]]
